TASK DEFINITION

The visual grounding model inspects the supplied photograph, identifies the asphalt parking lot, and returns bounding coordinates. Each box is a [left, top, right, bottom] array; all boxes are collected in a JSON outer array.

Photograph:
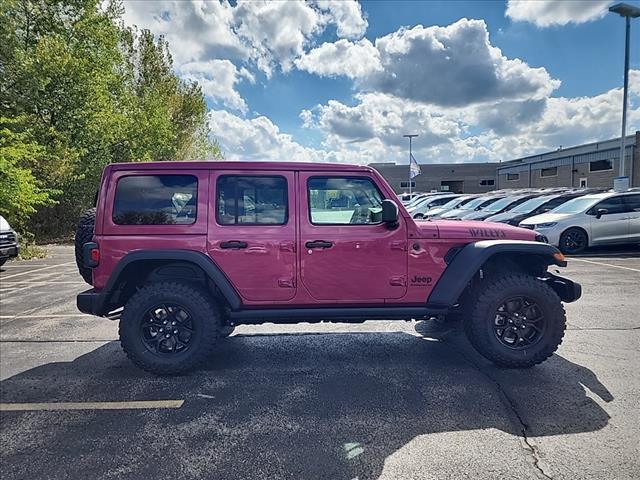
[[1, 245, 639, 480]]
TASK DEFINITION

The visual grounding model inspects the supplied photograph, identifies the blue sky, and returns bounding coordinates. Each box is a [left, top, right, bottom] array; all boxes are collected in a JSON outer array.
[[123, 0, 640, 165]]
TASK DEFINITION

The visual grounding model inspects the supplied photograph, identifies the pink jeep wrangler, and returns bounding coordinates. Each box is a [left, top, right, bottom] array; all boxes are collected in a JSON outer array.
[[75, 161, 581, 375]]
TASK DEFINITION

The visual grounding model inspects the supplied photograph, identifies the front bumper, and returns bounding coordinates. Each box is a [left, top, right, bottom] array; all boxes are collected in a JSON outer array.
[[544, 273, 582, 303], [77, 289, 107, 316], [0, 244, 19, 259]]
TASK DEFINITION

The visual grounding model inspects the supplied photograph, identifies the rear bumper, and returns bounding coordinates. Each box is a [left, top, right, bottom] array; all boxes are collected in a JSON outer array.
[[77, 289, 107, 316], [544, 273, 582, 303]]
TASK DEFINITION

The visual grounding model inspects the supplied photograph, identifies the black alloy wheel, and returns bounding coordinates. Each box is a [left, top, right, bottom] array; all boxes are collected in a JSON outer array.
[[140, 303, 195, 355], [493, 296, 546, 349], [559, 228, 587, 254]]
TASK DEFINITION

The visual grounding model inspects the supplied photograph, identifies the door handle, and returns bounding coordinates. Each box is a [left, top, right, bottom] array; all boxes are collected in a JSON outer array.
[[220, 240, 248, 249], [305, 240, 333, 249]]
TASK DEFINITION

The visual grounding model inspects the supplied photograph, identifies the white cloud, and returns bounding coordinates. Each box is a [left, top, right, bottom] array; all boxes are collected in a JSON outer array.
[[363, 19, 560, 106], [208, 110, 326, 162], [315, 0, 368, 39], [295, 39, 382, 79], [505, 0, 611, 27], [178, 60, 253, 112]]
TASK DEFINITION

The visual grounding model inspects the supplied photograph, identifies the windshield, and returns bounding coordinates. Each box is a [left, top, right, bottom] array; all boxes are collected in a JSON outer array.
[[460, 197, 490, 210], [483, 197, 519, 212], [551, 196, 600, 214], [510, 196, 553, 213], [439, 197, 466, 209]]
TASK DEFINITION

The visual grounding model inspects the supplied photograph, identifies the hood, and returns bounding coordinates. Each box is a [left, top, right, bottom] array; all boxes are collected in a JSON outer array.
[[519, 212, 573, 226], [0, 215, 11, 232], [417, 219, 538, 241]]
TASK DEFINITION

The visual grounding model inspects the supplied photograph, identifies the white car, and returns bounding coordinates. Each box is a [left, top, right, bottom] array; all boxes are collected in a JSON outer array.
[[408, 194, 462, 218], [519, 191, 640, 254], [0, 215, 19, 266]]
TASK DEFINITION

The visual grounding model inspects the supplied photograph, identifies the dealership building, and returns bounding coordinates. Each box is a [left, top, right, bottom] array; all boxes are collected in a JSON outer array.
[[371, 131, 639, 194]]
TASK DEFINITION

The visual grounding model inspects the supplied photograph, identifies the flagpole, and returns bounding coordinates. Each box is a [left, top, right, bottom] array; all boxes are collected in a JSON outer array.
[[403, 134, 418, 196]]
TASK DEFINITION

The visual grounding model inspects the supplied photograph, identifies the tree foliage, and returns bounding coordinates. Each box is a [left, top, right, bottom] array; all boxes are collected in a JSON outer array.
[[0, 0, 221, 238]]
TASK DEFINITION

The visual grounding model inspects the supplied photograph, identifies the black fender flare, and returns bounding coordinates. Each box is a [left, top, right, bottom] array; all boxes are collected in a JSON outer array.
[[426, 240, 567, 309], [100, 249, 242, 313]]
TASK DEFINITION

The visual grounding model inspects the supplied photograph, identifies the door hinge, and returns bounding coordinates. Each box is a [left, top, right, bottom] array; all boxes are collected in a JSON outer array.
[[389, 275, 406, 286], [278, 278, 296, 288], [390, 240, 407, 251], [279, 241, 296, 252]]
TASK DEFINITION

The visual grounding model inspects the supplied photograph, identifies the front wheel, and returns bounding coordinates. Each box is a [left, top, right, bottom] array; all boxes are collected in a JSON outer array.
[[464, 274, 566, 368], [559, 227, 588, 255], [119, 282, 221, 375]]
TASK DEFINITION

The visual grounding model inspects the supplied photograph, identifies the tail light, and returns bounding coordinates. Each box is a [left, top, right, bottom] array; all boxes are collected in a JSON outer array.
[[83, 242, 100, 267]]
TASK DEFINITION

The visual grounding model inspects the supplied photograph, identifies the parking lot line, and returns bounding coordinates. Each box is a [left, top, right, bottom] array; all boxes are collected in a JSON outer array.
[[0, 262, 74, 280], [0, 400, 184, 411], [571, 258, 640, 273]]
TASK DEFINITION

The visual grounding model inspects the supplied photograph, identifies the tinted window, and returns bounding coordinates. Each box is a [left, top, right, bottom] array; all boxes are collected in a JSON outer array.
[[216, 176, 287, 225], [622, 194, 640, 212], [589, 159, 613, 172], [308, 177, 383, 225], [540, 167, 557, 177], [591, 196, 624, 215], [113, 175, 197, 225]]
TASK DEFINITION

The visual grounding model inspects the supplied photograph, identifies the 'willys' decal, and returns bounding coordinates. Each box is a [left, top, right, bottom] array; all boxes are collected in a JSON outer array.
[[468, 228, 507, 238]]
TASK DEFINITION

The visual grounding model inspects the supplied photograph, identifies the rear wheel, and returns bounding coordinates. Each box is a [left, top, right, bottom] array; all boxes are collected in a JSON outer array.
[[119, 282, 221, 375], [559, 227, 588, 255], [464, 274, 565, 368]]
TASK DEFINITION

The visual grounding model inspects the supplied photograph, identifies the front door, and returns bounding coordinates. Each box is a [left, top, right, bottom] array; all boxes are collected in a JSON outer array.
[[589, 196, 629, 244], [298, 173, 408, 303], [207, 171, 296, 302]]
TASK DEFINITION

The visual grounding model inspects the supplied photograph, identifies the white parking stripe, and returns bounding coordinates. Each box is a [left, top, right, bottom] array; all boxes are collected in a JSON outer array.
[[0, 262, 74, 280], [571, 258, 640, 273], [0, 400, 184, 411]]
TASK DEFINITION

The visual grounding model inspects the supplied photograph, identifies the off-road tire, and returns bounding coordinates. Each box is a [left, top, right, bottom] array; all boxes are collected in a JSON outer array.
[[463, 274, 565, 368], [0, 258, 7, 267], [559, 227, 588, 255], [74, 208, 96, 285], [119, 282, 221, 375], [219, 325, 235, 338]]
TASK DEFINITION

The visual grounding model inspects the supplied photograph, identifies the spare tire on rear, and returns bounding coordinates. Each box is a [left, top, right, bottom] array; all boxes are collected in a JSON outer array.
[[75, 207, 96, 285]]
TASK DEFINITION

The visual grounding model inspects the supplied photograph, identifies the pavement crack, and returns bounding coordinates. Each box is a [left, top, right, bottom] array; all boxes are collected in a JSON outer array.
[[445, 337, 553, 480]]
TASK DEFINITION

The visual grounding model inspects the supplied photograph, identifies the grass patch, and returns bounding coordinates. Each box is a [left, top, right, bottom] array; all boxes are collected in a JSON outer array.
[[18, 242, 48, 260]]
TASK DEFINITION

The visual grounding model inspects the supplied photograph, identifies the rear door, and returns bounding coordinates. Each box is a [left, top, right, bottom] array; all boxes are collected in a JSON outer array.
[[298, 173, 408, 303], [589, 196, 628, 244], [207, 171, 296, 302]]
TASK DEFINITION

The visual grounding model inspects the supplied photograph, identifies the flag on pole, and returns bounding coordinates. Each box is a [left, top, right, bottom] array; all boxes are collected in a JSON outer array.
[[409, 153, 421, 178]]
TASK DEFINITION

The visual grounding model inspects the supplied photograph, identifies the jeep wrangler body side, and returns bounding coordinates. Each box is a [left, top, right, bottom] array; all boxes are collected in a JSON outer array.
[[76, 161, 581, 374]]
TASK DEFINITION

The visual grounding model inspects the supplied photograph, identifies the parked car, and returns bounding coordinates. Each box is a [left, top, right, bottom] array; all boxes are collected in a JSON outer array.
[[439, 195, 506, 219], [460, 194, 539, 221], [399, 192, 424, 204], [418, 195, 479, 219], [75, 161, 580, 374], [0, 215, 19, 266], [408, 194, 462, 218], [520, 191, 640, 254], [486, 192, 590, 226]]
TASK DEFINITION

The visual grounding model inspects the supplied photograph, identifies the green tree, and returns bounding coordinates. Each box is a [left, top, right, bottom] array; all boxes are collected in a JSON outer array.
[[0, 0, 221, 238]]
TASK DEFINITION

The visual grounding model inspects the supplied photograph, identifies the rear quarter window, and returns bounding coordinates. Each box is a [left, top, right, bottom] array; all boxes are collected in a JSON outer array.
[[113, 175, 198, 225]]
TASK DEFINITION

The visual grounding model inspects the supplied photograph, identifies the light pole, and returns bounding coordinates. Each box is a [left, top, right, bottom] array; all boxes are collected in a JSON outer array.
[[403, 134, 418, 196], [609, 3, 640, 189]]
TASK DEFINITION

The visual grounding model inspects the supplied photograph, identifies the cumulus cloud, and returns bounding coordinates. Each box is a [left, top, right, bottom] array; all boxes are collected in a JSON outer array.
[[364, 19, 560, 106], [316, 0, 368, 39], [178, 60, 254, 112], [295, 39, 382, 79], [208, 110, 326, 162], [505, 0, 611, 27]]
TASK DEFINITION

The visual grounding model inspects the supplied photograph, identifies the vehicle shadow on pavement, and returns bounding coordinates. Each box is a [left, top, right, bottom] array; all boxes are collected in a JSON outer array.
[[0, 331, 613, 480]]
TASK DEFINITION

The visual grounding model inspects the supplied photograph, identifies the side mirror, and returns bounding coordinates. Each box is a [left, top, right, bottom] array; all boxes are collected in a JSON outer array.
[[382, 199, 399, 228], [595, 208, 608, 219]]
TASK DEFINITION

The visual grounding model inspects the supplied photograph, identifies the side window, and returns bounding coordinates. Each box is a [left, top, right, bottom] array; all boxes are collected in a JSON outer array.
[[622, 194, 640, 212], [590, 197, 624, 215], [113, 175, 197, 225], [216, 175, 288, 225], [308, 177, 383, 225]]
